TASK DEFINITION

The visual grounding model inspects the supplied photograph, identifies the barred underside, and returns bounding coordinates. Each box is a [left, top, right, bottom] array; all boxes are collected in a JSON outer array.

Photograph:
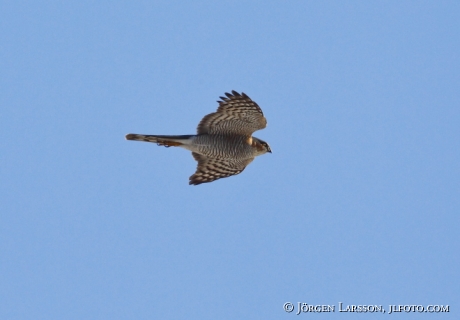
[[193, 134, 255, 159]]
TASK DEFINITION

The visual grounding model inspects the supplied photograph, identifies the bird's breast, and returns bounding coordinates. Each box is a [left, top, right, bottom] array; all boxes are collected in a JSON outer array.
[[193, 134, 252, 159]]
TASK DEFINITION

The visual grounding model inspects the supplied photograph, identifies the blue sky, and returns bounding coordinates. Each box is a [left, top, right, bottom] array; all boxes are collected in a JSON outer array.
[[1, 1, 459, 319]]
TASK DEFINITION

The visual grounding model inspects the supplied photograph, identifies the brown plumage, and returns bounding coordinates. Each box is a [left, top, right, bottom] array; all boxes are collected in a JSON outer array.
[[126, 91, 271, 185]]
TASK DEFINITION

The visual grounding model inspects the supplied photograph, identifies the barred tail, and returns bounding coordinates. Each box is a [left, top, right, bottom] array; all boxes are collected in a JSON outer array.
[[125, 134, 194, 147]]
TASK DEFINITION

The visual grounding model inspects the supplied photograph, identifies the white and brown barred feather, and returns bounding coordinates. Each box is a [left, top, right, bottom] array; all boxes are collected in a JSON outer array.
[[126, 90, 270, 185], [197, 91, 267, 136], [189, 152, 254, 185]]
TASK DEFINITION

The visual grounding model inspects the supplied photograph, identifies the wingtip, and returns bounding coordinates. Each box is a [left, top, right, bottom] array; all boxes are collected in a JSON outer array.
[[125, 134, 135, 140], [189, 175, 209, 186]]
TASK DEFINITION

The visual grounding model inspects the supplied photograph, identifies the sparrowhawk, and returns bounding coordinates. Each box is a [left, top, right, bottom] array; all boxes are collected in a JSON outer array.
[[126, 91, 271, 185]]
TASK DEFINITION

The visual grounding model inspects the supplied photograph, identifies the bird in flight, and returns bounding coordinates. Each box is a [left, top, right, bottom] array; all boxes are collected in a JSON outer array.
[[126, 90, 271, 185]]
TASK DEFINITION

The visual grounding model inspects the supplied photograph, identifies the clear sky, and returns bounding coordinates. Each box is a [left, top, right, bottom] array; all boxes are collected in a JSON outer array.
[[1, 1, 459, 319]]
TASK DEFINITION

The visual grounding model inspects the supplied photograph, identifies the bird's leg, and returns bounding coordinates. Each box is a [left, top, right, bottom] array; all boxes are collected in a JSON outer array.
[[157, 142, 170, 148], [156, 139, 182, 148]]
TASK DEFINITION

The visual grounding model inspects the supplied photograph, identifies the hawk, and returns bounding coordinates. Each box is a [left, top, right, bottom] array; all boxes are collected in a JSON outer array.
[[126, 90, 271, 185]]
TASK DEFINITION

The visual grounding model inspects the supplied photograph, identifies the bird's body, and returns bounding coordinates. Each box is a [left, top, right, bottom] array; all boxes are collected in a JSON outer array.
[[126, 91, 271, 185]]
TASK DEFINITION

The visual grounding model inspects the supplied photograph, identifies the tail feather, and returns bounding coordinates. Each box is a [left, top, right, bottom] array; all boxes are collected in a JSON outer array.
[[125, 134, 194, 147]]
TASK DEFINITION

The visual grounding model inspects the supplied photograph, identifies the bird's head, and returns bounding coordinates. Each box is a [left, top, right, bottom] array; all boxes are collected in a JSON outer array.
[[253, 137, 272, 155]]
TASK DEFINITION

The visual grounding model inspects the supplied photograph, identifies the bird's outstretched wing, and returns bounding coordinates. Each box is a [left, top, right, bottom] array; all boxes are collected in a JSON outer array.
[[189, 152, 254, 185], [197, 90, 267, 136]]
